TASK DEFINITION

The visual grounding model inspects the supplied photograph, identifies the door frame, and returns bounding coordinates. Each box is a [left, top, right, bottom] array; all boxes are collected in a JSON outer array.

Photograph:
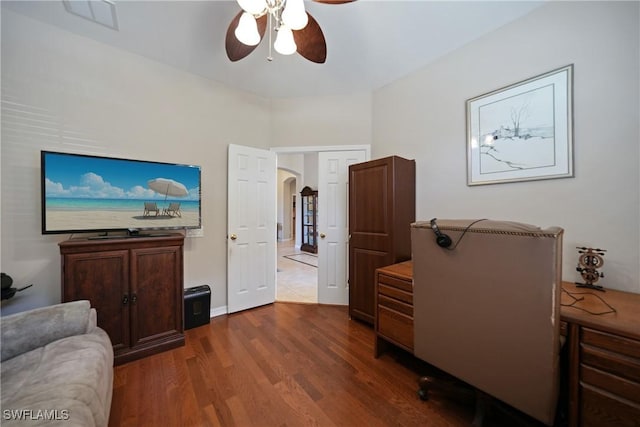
[[271, 145, 371, 156]]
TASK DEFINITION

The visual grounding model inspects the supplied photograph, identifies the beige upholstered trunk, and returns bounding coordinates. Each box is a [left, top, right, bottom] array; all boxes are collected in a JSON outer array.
[[411, 219, 563, 425]]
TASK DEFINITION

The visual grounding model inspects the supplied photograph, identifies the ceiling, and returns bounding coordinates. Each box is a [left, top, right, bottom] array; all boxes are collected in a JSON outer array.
[[2, 0, 545, 98]]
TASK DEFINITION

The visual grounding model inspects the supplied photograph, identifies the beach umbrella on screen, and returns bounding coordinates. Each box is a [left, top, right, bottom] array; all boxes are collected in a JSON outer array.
[[147, 178, 188, 206]]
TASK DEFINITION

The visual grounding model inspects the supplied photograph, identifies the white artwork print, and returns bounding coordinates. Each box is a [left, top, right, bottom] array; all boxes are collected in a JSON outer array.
[[479, 84, 555, 173], [467, 65, 573, 185]]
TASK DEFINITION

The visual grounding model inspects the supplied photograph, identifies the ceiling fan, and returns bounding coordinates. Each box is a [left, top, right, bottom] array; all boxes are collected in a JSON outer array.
[[225, 0, 355, 64]]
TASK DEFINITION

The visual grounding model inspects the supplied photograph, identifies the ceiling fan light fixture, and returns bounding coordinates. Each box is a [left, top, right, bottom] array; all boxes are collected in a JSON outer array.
[[237, 0, 267, 15], [227, 0, 351, 62], [282, 0, 308, 30], [235, 12, 261, 46], [274, 26, 297, 55]]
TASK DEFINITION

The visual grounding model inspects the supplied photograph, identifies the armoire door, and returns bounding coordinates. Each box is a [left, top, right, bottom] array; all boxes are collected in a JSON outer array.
[[348, 156, 415, 324], [62, 249, 130, 352], [130, 245, 183, 348]]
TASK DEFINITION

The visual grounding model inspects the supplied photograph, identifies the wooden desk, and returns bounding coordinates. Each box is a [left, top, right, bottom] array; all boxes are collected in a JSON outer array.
[[560, 282, 640, 427], [373, 261, 640, 427]]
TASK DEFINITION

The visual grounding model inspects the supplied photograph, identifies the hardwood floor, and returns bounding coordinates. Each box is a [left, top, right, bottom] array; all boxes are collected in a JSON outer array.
[[108, 303, 477, 427]]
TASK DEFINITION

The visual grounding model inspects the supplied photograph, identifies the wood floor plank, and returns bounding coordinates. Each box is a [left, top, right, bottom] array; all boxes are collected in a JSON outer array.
[[201, 404, 223, 427], [224, 395, 253, 427], [273, 379, 336, 427], [109, 303, 482, 427]]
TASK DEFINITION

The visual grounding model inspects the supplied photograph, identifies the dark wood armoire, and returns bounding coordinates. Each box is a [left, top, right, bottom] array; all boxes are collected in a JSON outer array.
[[348, 156, 415, 325]]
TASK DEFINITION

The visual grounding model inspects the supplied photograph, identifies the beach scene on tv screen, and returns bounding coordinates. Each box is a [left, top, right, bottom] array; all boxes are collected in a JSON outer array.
[[44, 153, 200, 232]]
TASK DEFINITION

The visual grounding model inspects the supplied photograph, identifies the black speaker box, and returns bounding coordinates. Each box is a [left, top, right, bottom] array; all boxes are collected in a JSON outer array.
[[184, 285, 211, 330]]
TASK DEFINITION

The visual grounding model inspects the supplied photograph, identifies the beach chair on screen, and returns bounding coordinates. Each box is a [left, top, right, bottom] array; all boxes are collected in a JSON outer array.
[[143, 202, 160, 216], [163, 202, 182, 217]]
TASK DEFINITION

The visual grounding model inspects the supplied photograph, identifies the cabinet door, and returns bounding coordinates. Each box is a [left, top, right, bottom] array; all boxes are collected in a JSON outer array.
[[130, 246, 183, 348], [348, 156, 415, 324], [62, 250, 130, 351], [349, 162, 393, 323]]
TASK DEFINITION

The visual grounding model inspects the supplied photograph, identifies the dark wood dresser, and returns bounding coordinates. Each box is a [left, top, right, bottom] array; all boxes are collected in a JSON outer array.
[[374, 261, 413, 357], [561, 282, 640, 427]]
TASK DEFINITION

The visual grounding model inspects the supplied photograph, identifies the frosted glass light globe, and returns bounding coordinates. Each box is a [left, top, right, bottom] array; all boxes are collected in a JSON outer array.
[[274, 26, 297, 55], [282, 0, 308, 30], [237, 0, 266, 15], [235, 12, 260, 46]]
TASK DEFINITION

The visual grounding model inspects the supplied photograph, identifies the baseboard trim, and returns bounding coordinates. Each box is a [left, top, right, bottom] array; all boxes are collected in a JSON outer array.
[[210, 306, 227, 318]]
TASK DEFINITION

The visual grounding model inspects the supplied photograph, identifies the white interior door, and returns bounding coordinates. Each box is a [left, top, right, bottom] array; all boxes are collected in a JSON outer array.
[[317, 150, 367, 305], [227, 144, 277, 313]]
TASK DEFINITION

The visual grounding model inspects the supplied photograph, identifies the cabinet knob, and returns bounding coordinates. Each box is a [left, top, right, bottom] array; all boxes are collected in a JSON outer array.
[[131, 294, 137, 304], [122, 295, 129, 305], [229, 233, 237, 241], [320, 233, 326, 239]]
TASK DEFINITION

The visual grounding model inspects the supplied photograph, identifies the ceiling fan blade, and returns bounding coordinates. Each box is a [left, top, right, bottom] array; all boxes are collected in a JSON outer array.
[[293, 13, 326, 64], [225, 12, 267, 62], [312, 0, 356, 4]]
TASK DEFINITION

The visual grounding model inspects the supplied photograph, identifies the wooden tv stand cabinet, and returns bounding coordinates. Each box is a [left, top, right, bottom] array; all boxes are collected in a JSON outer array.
[[59, 234, 185, 365], [374, 261, 640, 427]]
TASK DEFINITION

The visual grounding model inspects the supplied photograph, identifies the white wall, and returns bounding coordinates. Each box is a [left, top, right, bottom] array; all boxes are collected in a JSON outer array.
[[373, 1, 640, 293], [276, 170, 295, 240], [271, 93, 372, 147], [277, 153, 304, 175], [0, 11, 271, 314], [277, 153, 304, 246], [303, 153, 319, 191]]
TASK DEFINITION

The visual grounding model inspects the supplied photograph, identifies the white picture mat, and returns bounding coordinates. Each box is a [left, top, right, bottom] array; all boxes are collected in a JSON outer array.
[[467, 65, 573, 185]]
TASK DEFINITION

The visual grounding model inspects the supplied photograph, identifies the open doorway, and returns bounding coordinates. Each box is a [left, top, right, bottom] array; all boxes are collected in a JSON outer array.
[[273, 145, 370, 306], [227, 144, 369, 312], [277, 240, 317, 303], [276, 169, 317, 303]]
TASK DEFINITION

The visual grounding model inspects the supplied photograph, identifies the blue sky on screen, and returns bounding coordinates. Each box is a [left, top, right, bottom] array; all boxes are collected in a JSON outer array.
[[44, 152, 200, 200]]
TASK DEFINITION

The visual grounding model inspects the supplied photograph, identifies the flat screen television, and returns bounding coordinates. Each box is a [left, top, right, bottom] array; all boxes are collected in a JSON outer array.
[[41, 150, 201, 235]]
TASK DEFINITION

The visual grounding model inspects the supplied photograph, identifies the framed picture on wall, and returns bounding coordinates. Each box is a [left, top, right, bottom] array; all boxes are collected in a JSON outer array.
[[466, 64, 574, 186]]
